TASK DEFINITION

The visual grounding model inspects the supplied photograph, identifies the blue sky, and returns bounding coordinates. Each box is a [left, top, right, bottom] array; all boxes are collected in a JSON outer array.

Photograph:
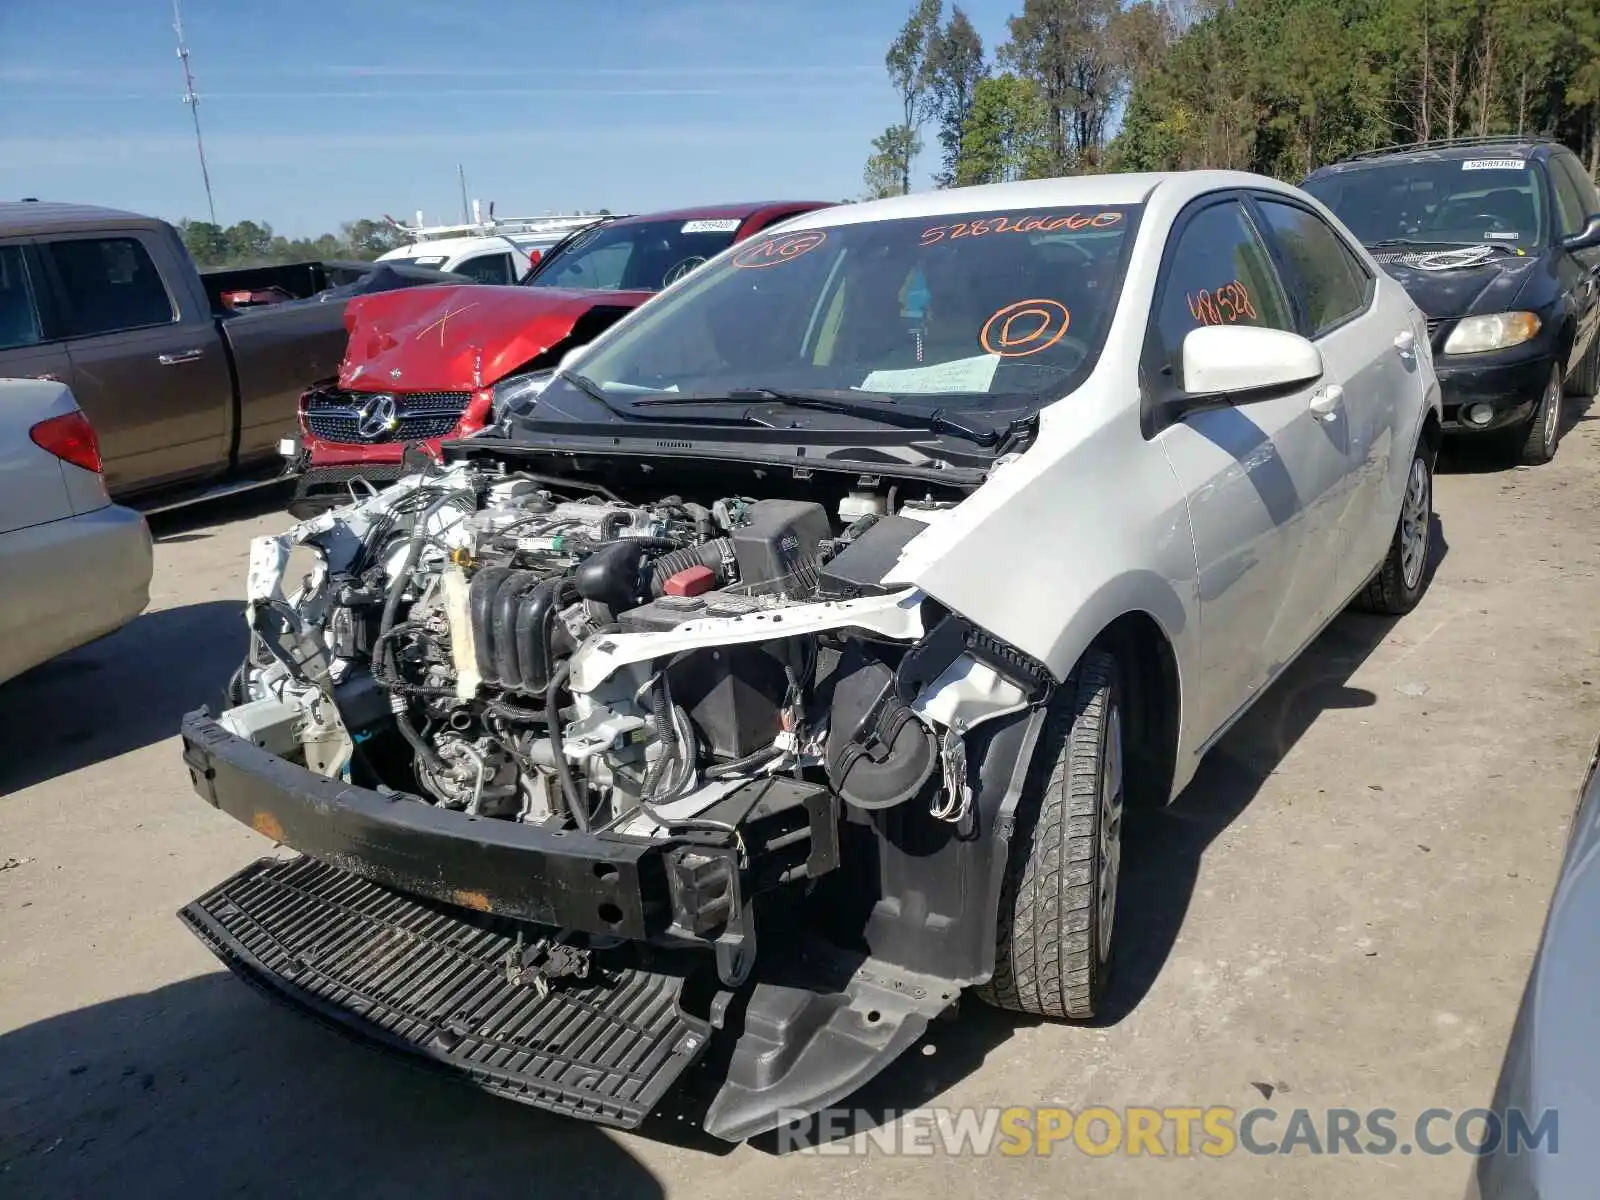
[[0, 0, 1017, 237]]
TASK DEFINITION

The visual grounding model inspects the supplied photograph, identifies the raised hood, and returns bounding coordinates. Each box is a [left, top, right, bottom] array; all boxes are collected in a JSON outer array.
[[336, 284, 651, 393]]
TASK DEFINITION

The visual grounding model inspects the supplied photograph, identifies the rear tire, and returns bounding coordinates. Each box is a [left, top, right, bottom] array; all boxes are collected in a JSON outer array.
[[1516, 363, 1564, 465], [978, 649, 1124, 1021], [1355, 441, 1434, 615]]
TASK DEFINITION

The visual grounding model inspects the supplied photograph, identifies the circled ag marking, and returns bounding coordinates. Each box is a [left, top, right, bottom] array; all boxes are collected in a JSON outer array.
[[731, 229, 828, 269], [981, 299, 1070, 358]]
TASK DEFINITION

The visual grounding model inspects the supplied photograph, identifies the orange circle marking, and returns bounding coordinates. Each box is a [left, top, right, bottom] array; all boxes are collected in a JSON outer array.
[[731, 229, 828, 269], [981, 299, 1070, 357]]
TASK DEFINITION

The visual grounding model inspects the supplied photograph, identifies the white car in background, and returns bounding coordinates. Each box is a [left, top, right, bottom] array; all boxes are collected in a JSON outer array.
[[376, 216, 612, 286], [0, 379, 152, 685], [376, 234, 540, 286]]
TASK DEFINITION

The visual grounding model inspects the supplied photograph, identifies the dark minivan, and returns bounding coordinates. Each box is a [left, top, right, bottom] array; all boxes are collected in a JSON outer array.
[[1304, 137, 1600, 465]]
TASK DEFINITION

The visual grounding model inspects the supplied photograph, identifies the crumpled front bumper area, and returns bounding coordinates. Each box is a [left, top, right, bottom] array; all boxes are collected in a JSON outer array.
[[181, 855, 710, 1129], [178, 711, 962, 1140]]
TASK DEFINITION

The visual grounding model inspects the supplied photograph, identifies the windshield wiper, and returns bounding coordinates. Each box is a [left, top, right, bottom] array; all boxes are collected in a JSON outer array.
[[1370, 236, 1518, 253], [629, 387, 1003, 446]]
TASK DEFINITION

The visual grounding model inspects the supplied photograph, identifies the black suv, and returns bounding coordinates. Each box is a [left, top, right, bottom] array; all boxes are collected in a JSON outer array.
[[1304, 137, 1600, 464]]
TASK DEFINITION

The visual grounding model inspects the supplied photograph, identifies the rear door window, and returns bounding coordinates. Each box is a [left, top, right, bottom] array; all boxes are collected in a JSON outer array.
[[1253, 198, 1373, 336], [45, 237, 176, 337], [0, 246, 44, 351], [1151, 198, 1295, 380]]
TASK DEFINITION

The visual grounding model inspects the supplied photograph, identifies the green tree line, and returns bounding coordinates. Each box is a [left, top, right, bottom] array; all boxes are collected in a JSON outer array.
[[865, 0, 1600, 196], [177, 216, 410, 269]]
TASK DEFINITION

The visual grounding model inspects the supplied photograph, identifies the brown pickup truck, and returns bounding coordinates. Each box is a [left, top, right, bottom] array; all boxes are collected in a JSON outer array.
[[0, 201, 463, 507]]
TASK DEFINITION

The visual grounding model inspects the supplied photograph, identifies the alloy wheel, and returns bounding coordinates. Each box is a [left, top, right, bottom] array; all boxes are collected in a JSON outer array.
[[1399, 455, 1431, 591], [1097, 704, 1124, 965]]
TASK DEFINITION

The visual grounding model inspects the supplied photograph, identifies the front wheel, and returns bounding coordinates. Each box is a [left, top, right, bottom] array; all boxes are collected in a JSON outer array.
[[978, 649, 1125, 1020], [1515, 363, 1564, 465], [1355, 442, 1434, 615]]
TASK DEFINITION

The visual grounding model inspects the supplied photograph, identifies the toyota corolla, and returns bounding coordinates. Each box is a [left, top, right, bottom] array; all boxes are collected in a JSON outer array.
[[179, 170, 1440, 1141]]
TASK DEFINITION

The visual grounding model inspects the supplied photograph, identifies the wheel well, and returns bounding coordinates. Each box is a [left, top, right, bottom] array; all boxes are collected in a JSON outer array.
[[1091, 612, 1180, 807], [1420, 408, 1442, 460]]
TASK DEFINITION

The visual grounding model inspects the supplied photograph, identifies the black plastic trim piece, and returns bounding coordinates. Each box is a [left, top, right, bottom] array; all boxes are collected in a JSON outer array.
[[180, 855, 710, 1130]]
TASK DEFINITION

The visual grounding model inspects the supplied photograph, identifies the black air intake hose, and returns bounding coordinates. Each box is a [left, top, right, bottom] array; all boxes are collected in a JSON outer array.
[[514, 578, 575, 694], [468, 566, 513, 687], [650, 537, 734, 595], [492, 570, 543, 689]]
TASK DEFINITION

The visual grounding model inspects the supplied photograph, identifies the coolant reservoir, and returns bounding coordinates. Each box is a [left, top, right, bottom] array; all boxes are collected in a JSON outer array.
[[838, 490, 888, 523]]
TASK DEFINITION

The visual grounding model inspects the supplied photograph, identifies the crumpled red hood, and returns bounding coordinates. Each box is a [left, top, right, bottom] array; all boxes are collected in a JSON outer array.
[[336, 283, 651, 393]]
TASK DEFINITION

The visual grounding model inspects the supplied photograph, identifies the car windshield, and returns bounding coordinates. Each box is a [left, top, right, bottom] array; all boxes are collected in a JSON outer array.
[[560, 205, 1139, 409], [1303, 157, 1548, 250], [524, 218, 743, 292]]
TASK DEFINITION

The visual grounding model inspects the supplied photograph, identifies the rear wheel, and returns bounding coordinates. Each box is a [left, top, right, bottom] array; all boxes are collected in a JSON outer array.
[[1515, 363, 1564, 465], [1355, 442, 1434, 615], [979, 649, 1124, 1020]]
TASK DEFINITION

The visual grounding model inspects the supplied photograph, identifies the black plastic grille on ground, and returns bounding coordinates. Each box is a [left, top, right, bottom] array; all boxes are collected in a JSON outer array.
[[303, 390, 471, 444], [180, 856, 710, 1128]]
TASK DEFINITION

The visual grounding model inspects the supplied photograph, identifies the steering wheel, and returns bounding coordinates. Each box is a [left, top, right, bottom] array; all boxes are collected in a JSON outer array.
[[1051, 240, 1098, 267], [1464, 211, 1512, 232], [991, 334, 1094, 374], [662, 256, 707, 287]]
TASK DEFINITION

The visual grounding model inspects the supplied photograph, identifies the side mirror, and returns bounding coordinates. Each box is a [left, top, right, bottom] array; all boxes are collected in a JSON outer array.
[[1181, 324, 1323, 398], [1562, 214, 1600, 252]]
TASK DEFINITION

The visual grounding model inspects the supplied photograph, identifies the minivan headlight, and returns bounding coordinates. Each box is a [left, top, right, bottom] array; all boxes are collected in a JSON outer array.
[[1443, 312, 1541, 355]]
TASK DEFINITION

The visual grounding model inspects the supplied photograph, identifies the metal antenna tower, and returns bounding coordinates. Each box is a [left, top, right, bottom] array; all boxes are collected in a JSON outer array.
[[173, 0, 217, 224]]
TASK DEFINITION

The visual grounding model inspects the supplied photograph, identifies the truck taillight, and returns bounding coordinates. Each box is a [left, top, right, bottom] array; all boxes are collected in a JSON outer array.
[[30, 410, 103, 475]]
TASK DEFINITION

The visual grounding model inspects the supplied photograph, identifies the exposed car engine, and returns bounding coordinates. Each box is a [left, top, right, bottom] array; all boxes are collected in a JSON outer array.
[[224, 462, 1038, 863]]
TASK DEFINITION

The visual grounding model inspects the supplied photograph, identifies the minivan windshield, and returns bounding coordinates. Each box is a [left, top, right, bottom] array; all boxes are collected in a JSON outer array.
[[560, 205, 1138, 409], [524, 218, 742, 292], [1303, 157, 1548, 250]]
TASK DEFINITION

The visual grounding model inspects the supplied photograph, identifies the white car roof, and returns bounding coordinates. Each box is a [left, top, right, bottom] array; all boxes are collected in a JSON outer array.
[[780, 171, 1301, 229], [378, 236, 520, 262]]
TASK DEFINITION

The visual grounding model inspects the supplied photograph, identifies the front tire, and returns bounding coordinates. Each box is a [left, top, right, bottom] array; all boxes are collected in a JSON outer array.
[[1515, 363, 1564, 465], [979, 649, 1124, 1020], [1356, 441, 1434, 615]]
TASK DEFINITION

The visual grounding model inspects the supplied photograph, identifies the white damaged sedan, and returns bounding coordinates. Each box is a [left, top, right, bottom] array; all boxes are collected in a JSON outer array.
[[179, 171, 1440, 1142]]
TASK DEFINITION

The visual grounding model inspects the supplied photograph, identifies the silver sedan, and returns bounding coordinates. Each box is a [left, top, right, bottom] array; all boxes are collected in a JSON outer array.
[[0, 378, 152, 685]]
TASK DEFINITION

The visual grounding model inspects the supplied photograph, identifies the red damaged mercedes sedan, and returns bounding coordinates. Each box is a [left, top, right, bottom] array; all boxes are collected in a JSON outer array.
[[285, 200, 834, 516]]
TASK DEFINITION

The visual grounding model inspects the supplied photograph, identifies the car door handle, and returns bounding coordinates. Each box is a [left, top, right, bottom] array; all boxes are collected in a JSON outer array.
[[1308, 383, 1344, 418], [157, 348, 205, 365], [1394, 330, 1417, 354]]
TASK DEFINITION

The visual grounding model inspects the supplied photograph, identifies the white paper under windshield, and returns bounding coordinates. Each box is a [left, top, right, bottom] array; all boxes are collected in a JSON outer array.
[[859, 353, 1001, 395]]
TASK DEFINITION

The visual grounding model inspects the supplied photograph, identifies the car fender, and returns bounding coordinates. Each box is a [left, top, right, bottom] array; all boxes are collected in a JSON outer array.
[[889, 390, 1201, 786]]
